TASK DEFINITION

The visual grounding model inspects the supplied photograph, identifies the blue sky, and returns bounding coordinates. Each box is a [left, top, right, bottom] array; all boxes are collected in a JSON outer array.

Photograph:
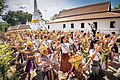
[[4, 0, 120, 20]]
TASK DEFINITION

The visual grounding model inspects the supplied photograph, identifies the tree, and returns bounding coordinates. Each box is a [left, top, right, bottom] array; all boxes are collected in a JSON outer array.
[[0, 0, 4, 15], [118, 3, 120, 9], [2, 10, 32, 26], [0, 22, 8, 32], [114, 7, 117, 9], [0, 41, 23, 80], [0, 43, 15, 80], [50, 14, 58, 21], [114, 3, 120, 9]]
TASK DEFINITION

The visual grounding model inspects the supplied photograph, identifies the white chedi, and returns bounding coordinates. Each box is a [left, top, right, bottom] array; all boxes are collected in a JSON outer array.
[[30, 0, 46, 30]]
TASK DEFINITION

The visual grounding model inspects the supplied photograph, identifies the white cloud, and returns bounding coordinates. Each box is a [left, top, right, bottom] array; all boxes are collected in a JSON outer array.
[[4, 0, 68, 20], [41, 7, 60, 20]]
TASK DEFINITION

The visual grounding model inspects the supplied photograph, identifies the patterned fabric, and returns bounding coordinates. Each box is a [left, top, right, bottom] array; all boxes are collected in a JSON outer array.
[[40, 54, 53, 72], [74, 70, 85, 80], [60, 53, 72, 72], [42, 41, 53, 54], [88, 64, 105, 80], [47, 48, 52, 54], [25, 58, 37, 72], [26, 49, 34, 57], [40, 54, 55, 80], [42, 69, 55, 80]]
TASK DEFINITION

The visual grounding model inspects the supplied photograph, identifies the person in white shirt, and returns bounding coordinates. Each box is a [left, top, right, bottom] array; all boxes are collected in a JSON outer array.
[[59, 36, 72, 72], [83, 40, 105, 80], [33, 35, 40, 50]]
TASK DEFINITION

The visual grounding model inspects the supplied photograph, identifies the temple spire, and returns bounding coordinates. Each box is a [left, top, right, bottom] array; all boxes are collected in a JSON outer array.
[[31, 0, 46, 30], [34, 0, 38, 12]]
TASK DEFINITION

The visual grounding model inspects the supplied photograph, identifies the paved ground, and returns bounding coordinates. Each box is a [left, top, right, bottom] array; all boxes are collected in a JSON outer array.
[[82, 54, 120, 80], [105, 55, 120, 80]]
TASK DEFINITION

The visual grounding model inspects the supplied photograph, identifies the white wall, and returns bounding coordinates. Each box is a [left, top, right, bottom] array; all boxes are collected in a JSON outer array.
[[46, 18, 120, 34]]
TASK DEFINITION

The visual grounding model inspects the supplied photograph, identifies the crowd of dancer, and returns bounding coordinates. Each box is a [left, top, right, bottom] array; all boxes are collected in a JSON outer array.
[[0, 30, 119, 80]]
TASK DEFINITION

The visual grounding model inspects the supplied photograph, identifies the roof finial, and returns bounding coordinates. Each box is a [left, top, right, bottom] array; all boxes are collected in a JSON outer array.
[[34, 0, 38, 12]]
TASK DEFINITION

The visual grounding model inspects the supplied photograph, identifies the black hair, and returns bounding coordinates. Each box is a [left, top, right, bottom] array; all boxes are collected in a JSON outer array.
[[61, 36, 65, 43], [112, 32, 115, 35], [90, 40, 99, 49], [35, 35, 38, 39], [81, 30, 84, 33], [83, 33, 86, 37], [70, 34, 73, 39], [47, 32, 49, 34], [58, 39, 60, 41], [71, 32, 73, 34], [105, 34, 110, 38], [97, 32, 99, 34], [53, 30, 55, 33], [44, 36, 47, 38], [94, 39, 99, 43], [90, 40, 94, 49]]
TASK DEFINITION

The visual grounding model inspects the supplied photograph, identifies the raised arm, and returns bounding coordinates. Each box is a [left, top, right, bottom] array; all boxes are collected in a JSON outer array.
[[82, 45, 101, 71], [18, 49, 30, 54], [53, 47, 60, 57]]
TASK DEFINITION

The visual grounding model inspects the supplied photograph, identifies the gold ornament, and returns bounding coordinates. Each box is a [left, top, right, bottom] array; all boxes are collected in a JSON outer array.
[[26, 41, 32, 46], [39, 44, 47, 54], [69, 55, 82, 70]]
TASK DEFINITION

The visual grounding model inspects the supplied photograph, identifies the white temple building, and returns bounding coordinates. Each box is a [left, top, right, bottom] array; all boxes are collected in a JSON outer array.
[[30, 0, 46, 30], [46, 2, 120, 34]]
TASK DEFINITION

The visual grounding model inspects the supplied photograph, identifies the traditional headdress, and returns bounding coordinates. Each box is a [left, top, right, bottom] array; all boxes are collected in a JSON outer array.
[[39, 44, 47, 54], [26, 41, 32, 46], [18, 38, 23, 43]]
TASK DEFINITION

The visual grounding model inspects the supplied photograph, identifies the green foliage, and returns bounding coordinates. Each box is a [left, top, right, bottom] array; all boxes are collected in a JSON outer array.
[[114, 7, 117, 9], [114, 3, 120, 9], [0, 0, 4, 15], [0, 22, 8, 32], [2, 10, 32, 26], [117, 38, 120, 42], [0, 43, 15, 80], [10, 71, 20, 80], [116, 38, 120, 46], [118, 3, 120, 9]]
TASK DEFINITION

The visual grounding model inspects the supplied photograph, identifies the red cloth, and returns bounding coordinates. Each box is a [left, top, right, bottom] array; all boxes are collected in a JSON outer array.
[[60, 53, 72, 72]]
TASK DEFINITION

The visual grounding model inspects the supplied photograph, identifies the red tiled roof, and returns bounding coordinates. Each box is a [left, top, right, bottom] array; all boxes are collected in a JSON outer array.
[[8, 25, 31, 31], [58, 2, 110, 18], [18, 25, 31, 29], [48, 12, 120, 24]]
